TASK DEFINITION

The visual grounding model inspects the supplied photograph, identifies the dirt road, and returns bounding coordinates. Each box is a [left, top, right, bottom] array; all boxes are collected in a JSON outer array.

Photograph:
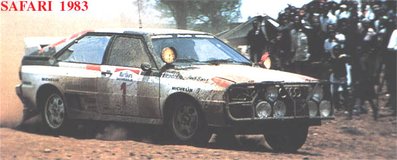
[[1, 106, 396, 160]]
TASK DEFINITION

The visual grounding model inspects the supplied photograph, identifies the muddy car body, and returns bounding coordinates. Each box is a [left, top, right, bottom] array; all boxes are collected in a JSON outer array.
[[16, 28, 333, 152]]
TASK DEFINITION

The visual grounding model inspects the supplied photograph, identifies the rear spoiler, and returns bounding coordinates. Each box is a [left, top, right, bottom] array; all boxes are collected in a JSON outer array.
[[24, 37, 62, 55], [24, 30, 92, 56]]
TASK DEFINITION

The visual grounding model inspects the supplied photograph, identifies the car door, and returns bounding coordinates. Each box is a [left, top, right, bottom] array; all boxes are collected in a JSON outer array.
[[57, 34, 112, 114], [97, 35, 161, 118]]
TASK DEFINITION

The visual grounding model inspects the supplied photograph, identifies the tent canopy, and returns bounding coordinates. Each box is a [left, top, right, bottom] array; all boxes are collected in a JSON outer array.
[[217, 15, 280, 47]]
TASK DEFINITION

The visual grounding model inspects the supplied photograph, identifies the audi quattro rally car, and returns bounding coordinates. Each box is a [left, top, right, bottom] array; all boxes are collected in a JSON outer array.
[[16, 28, 333, 152]]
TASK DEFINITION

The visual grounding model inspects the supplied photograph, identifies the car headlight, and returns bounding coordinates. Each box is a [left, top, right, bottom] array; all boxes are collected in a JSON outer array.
[[229, 87, 255, 102], [319, 100, 332, 117], [312, 86, 323, 102], [307, 100, 318, 117], [265, 86, 278, 102], [273, 100, 286, 118], [256, 101, 272, 118]]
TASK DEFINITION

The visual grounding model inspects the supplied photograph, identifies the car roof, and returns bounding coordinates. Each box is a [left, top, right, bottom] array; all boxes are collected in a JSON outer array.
[[93, 28, 209, 36]]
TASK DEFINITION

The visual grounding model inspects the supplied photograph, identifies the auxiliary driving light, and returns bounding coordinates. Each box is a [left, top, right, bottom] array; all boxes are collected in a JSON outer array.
[[265, 86, 278, 102], [256, 101, 272, 118], [312, 86, 324, 102], [273, 101, 287, 118], [307, 100, 318, 117], [319, 100, 332, 117]]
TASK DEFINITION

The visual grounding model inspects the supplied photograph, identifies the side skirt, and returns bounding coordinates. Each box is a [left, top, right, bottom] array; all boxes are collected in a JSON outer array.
[[67, 109, 163, 125]]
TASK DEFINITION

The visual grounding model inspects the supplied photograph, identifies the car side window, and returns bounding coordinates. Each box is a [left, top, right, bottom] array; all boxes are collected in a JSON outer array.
[[107, 36, 151, 67], [58, 35, 111, 64]]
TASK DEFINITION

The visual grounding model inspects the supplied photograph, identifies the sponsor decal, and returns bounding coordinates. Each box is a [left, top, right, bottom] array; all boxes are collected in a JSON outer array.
[[116, 71, 134, 82], [42, 77, 59, 82], [161, 72, 182, 79], [186, 76, 208, 82], [172, 87, 193, 92], [115, 68, 141, 82]]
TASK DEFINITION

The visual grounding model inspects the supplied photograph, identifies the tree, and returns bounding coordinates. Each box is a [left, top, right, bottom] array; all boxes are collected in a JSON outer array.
[[155, 0, 241, 34], [156, 0, 192, 30]]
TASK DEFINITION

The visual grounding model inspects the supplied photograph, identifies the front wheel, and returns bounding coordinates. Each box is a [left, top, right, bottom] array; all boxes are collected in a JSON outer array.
[[264, 126, 309, 152], [168, 99, 210, 145]]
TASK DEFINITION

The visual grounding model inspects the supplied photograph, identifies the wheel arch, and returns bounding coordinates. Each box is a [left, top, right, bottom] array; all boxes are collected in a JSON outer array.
[[162, 92, 206, 123], [36, 83, 64, 111]]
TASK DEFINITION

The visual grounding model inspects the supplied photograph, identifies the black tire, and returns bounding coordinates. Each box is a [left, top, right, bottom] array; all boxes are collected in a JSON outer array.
[[167, 99, 211, 145], [264, 126, 309, 153], [41, 92, 68, 133]]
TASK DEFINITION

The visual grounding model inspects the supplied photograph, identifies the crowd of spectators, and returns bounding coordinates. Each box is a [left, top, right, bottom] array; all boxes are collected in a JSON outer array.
[[246, 0, 396, 120]]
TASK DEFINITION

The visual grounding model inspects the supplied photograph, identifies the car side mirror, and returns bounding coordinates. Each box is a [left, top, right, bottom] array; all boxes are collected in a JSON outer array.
[[141, 62, 152, 72]]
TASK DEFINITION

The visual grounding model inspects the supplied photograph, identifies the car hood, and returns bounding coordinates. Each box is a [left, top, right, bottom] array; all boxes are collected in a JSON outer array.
[[177, 64, 317, 84]]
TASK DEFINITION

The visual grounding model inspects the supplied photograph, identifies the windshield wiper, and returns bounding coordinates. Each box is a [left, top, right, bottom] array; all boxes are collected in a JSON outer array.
[[202, 58, 234, 64], [175, 58, 199, 63], [238, 61, 253, 65]]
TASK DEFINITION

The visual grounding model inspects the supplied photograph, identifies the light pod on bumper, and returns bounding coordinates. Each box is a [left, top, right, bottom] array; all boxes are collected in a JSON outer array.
[[256, 101, 272, 118], [273, 100, 286, 118], [307, 100, 318, 117], [265, 86, 278, 102], [319, 100, 332, 117], [312, 86, 324, 102]]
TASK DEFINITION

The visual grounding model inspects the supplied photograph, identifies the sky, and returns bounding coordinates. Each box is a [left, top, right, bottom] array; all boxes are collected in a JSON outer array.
[[240, 0, 313, 21], [0, 0, 319, 30], [84, 0, 315, 24]]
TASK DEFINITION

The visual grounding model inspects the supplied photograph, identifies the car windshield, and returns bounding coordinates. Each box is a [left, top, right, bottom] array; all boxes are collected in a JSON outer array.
[[151, 35, 251, 65]]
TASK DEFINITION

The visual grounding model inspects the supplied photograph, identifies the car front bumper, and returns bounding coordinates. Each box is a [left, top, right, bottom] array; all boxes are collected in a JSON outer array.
[[207, 81, 335, 134]]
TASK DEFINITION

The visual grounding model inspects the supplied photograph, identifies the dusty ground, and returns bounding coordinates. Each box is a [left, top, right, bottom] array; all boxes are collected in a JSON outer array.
[[0, 104, 396, 160]]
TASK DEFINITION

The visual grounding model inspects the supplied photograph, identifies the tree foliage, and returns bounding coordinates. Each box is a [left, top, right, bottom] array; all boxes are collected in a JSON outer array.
[[156, 0, 241, 34]]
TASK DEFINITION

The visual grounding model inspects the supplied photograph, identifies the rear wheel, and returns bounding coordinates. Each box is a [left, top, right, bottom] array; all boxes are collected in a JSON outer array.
[[264, 126, 308, 152], [168, 99, 210, 145], [41, 92, 67, 133]]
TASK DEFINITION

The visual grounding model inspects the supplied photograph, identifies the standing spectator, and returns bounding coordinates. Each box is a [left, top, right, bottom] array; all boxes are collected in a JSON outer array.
[[290, 15, 310, 74], [324, 24, 345, 60], [353, 48, 379, 120], [247, 16, 269, 63], [309, 14, 327, 78], [352, 19, 379, 120], [275, 13, 294, 70], [336, 4, 351, 20], [330, 45, 350, 113]]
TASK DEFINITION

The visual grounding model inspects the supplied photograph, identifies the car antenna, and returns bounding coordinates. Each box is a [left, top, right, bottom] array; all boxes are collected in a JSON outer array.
[[137, 0, 143, 28]]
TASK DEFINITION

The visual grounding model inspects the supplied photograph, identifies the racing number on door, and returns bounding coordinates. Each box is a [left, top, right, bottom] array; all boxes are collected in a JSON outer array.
[[120, 82, 127, 106]]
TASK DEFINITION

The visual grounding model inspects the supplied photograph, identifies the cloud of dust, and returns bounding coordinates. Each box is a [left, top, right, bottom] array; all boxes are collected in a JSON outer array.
[[0, 11, 168, 128], [210, 133, 267, 149], [95, 123, 130, 141]]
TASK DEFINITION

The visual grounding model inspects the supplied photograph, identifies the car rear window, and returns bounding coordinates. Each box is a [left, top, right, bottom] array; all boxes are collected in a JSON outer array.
[[58, 35, 111, 64]]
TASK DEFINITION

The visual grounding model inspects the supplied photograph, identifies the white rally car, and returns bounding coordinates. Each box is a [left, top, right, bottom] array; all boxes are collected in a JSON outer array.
[[16, 28, 333, 152]]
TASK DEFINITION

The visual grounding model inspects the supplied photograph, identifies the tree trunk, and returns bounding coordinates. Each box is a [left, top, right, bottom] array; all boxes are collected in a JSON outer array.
[[162, 0, 188, 29]]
